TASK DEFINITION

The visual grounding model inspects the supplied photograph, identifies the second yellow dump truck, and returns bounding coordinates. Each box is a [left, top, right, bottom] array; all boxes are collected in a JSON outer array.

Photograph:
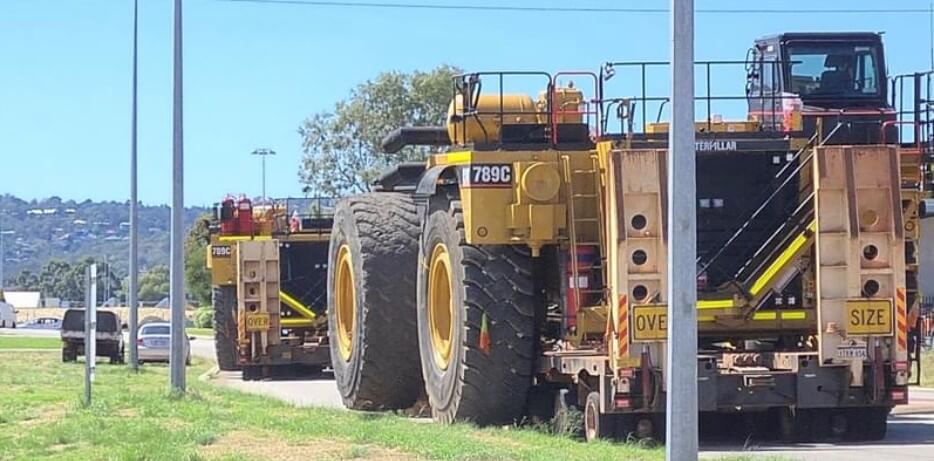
[[207, 196, 333, 379]]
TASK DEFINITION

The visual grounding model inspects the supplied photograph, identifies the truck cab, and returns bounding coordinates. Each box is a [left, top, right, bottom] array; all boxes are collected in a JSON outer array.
[[747, 32, 895, 143]]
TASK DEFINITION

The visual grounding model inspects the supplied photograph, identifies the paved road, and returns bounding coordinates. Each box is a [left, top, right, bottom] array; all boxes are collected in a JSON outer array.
[[8, 328, 934, 459], [190, 337, 345, 409]]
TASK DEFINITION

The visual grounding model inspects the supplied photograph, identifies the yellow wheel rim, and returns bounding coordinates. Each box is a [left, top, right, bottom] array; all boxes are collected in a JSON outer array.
[[427, 243, 454, 370], [335, 244, 356, 362]]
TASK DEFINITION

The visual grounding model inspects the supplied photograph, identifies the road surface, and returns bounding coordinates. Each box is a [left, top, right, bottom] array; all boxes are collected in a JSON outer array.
[[190, 337, 345, 409], [6, 328, 934, 459]]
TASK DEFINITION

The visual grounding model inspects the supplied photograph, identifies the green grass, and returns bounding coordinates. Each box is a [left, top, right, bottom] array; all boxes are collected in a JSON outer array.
[[186, 327, 212, 338], [0, 351, 673, 461], [922, 350, 933, 388], [0, 335, 60, 350]]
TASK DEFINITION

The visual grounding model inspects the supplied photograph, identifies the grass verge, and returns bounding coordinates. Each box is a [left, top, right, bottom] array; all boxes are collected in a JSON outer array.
[[922, 350, 933, 387], [187, 327, 213, 338], [0, 351, 671, 461], [0, 335, 60, 350]]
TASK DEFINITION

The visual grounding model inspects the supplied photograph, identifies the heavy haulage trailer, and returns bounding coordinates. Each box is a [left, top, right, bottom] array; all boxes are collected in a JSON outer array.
[[326, 32, 933, 441], [207, 196, 333, 380]]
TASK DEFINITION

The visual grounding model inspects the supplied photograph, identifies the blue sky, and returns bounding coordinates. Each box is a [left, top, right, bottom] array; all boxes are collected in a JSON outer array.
[[1, 0, 933, 206]]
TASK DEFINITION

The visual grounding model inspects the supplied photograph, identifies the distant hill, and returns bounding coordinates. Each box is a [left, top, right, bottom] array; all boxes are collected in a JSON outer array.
[[0, 194, 209, 284]]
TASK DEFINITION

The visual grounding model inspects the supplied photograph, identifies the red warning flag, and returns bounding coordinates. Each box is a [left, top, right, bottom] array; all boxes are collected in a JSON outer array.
[[479, 312, 491, 356]]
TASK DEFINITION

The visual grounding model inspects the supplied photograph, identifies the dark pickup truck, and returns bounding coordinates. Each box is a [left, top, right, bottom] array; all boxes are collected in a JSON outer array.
[[61, 309, 125, 364]]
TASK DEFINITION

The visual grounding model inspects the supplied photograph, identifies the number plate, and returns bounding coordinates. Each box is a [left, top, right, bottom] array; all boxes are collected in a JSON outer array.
[[245, 313, 270, 332], [836, 345, 868, 360], [845, 300, 893, 336], [631, 306, 668, 341], [461, 164, 512, 188], [211, 245, 232, 258]]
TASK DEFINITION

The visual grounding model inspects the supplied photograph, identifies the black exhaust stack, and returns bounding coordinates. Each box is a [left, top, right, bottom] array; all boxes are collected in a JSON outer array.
[[381, 126, 450, 154]]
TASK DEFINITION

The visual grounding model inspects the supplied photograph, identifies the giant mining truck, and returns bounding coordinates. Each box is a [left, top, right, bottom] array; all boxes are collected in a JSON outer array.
[[326, 32, 933, 441], [207, 195, 333, 379]]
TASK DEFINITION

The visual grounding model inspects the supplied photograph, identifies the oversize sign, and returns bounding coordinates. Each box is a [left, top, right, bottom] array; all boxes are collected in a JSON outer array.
[[846, 300, 893, 336], [632, 306, 668, 341]]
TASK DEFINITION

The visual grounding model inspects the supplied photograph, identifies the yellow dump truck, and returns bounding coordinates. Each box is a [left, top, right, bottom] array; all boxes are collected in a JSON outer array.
[[327, 32, 932, 442], [207, 196, 333, 380]]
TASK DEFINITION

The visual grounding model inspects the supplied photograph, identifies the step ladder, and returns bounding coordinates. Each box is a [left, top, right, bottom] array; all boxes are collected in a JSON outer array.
[[561, 154, 609, 309]]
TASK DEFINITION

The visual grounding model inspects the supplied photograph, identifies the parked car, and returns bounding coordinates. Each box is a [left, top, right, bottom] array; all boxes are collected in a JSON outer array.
[[0, 301, 15, 328], [138, 322, 191, 365], [21, 317, 62, 330], [60, 309, 125, 364]]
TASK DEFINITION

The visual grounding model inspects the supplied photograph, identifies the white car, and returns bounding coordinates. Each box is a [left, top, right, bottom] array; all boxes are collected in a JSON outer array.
[[137, 322, 191, 365], [0, 302, 16, 328]]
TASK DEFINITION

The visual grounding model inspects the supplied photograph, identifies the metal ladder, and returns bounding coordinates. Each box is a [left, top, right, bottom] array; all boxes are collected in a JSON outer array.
[[561, 154, 609, 307]]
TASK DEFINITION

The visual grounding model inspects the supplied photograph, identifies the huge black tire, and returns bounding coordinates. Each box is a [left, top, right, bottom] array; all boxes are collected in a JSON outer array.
[[328, 193, 422, 410], [213, 286, 240, 371], [417, 200, 537, 425]]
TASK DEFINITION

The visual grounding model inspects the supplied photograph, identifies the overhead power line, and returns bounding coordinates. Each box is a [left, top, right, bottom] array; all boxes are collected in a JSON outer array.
[[217, 0, 929, 15]]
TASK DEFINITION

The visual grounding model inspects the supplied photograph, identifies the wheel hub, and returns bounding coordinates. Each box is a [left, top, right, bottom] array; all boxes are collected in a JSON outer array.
[[427, 243, 454, 370], [335, 244, 356, 361]]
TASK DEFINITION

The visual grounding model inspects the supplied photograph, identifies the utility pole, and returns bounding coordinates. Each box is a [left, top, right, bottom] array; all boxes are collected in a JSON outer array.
[[84, 264, 98, 406], [170, 0, 186, 393], [0, 210, 4, 290], [666, 0, 698, 460], [128, 0, 140, 372], [251, 148, 275, 202]]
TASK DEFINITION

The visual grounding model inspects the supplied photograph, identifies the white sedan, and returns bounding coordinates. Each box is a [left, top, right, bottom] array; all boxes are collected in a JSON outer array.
[[137, 322, 191, 365]]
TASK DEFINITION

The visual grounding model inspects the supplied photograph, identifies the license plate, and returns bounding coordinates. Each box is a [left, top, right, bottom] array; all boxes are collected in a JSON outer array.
[[836, 345, 868, 360], [245, 313, 270, 332], [846, 300, 893, 336], [149, 339, 168, 348], [631, 306, 668, 341]]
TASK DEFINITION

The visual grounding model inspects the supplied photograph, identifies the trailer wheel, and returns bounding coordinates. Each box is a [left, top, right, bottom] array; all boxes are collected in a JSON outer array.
[[213, 286, 241, 371], [552, 389, 583, 436], [853, 407, 888, 441], [328, 193, 422, 410], [416, 199, 537, 425], [583, 391, 615, 442]]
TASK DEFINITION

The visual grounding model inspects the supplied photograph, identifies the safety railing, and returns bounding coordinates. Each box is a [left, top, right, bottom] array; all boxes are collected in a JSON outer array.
[[449, 71, 601, 147], [598, 59, 794, 135]]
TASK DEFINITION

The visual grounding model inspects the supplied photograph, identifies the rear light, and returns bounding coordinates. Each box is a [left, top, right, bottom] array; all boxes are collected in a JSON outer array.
[[890, 388, 909, 404], [614, 395, 632, 409], [136, 338, 144, 346]]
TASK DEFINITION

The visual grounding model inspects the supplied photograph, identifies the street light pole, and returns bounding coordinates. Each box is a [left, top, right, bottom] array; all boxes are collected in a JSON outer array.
[[128, 0, 140, 372], [170, 0, 186, 393], [666, 0, 698, 459], [251, 148, 276, 202]]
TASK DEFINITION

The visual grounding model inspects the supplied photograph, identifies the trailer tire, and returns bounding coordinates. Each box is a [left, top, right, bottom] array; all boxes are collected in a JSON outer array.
[[583, 391, 615, 442], [328, 193, 422, 410], [213, 286, 241, 371], [417, 200, 537, 425], [853, 407, 888, 441]]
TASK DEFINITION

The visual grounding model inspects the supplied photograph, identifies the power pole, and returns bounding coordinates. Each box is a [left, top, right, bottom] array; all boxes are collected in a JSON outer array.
[[128, 0, 140, 372], [251, 148, 276, 202], [666, 0, 698, 460], [84, 264, 98, 406], [170, 0, 186, 393], [0, 210, 4, 290]]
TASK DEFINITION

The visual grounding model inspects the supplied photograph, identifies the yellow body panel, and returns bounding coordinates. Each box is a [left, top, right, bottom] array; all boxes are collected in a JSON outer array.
[[435, 149, 595, 249]]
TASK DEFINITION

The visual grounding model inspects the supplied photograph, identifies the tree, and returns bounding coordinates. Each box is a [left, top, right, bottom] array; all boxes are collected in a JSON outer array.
[[185, 213, 212, 307], [138, 265, 170, 303], [298, 64, 461, 196]]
